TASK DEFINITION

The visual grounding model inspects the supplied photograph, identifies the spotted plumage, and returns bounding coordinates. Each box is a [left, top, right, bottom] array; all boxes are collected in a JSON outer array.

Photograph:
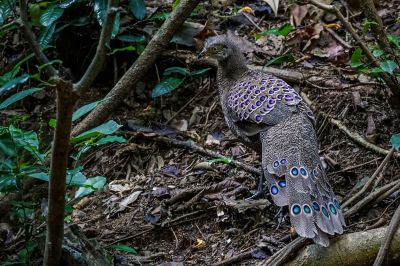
[[200, 35, 345, 247]]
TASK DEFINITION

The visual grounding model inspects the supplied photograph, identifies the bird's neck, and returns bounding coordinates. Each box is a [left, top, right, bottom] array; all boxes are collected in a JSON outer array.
[[218, 53, 248, 82]]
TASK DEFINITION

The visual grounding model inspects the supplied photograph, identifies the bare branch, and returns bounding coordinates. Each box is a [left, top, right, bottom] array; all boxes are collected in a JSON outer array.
[[74, 0, 119, 93], [18, 0, 58, 77]]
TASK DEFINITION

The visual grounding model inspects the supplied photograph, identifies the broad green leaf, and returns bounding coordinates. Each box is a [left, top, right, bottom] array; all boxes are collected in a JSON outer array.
[[38, 23, 56, 48], [372, 49, 384, 58], [72, 120, 122, 143], [49, 118, 56, 128], [0, 175, 17, 193], [110, 45, 137, 54], [350, 48, 363, 68], [29, 172, 49, 182], [388, 35, 400, 49], [172, 0, 181, 9], [67, 171, 87, 185], [0, 88, 43, 109], [129, 0, 146, 20], [259, 23, 293, 37], [0, 129, 15, 157], [72, 98, 107, 122], [151, 77, 184, 98], [390, 133, 400, 151], [93, 0, 107, 26], [117, 34, 146, 43], [96, 135, 126, 145], [60, 0, 80, 8], [264, 54, 294, 66], [111, 244, 137, 254], [0, 74, 29, 95], [379, 60, 398, 74], [0, 0, 16, 25], [74, 176, 106, 198], [151, 11, 169, 20], [209, 157, 233, 165], [164, 67, 190, 77], [362, 18, 378, 32], [9, 125, 44, 161], [40, 5, 64, 27], [191, 68, 211, 76]]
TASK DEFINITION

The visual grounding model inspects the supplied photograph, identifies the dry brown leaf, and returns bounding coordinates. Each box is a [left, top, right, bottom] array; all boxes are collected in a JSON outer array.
[[291, 4, 308, 26]]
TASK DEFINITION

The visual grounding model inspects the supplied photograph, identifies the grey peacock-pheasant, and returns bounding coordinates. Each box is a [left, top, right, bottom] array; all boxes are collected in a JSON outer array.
[[199, 35, 345, 246]]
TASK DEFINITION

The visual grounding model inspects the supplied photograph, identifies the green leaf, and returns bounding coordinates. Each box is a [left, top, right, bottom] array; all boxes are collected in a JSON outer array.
[[72, 98, 107, 122], [259, 23, 293, 37], [117, 34, 146, 43], [209, 157, 233, 165], [372, 49, 384, 58], [129, 0, 146, 20], [40, 5, 64, 27], [388, 35, 400, 49], [96, 135, 126, 145], [163, 67, 190, 77], [264, 54, 294, 67], [29, 3, 42, 26], [8, 125, 44, 161], [379, 60, 398, 74], [190, 68, 211, 76], [49, 118, 56, 128], [0, 74, 29, 95], [0, 88, 43, 109], [93, 0, 107, 26], [60, 0, 80, 8], [110, 45, 137, 54], [172, 0, 181, 9], [28, 172, 49, 182], [151, 11, 169, 20], [350, 48, 363, 68], [390, 133, 400, 151], [0, 0, 16, 25], [0, 175, 17, 193], [74, 176, 106, 198], [67, 171, 87, 185], [362, 18, 378, 32], [111, 11, 120, 38], [151, 77, 184, 98], [38, 23, 56, 48], [72, 120, 122, 143], [111, 244, 137, 254]]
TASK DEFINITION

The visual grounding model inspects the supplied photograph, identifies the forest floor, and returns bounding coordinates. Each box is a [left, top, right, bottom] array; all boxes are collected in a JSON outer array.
[[1, 0, 400, 265]]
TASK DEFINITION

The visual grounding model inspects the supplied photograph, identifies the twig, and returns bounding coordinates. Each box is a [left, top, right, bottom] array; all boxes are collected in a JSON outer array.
[[213, 248, 260, 266], [257, 238, 308, 266], [71, 0, 203, 136], [307, 0, 399, 93], [301, 92, 399, 158], [74, 1, 118, 93], [342, 148, 395, 209], [325, 27, 352, 49], [241, 12, 263, 32], [18, 0, 57, 77], [328, 157, 380, 176], [344, 180, 400, 218], [373, 204, 400, 266]]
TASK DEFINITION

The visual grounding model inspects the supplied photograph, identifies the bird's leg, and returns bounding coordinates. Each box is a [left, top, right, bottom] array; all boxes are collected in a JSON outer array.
[[274, 207, 286, 229], [247, 170, 266, 200]]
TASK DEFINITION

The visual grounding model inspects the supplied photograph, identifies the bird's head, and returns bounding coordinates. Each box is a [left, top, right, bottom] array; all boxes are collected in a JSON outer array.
[[198, 35, 235, 62]]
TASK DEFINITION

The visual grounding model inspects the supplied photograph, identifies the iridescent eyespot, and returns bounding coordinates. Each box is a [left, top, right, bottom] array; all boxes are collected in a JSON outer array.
[[255, 115, 262, 122], [278, 180, 286, 188], [303, 204, 312, 214], [290, 167, 299, 177], [292, 204, 301, 215], [280, 159, 286, 164], [312, 202, 320, 211], [300, 167, 308, 178], [273, 161, 279, 168], [322, 206, 330, 218], [329, 203, 337, 215], [271, 185, 279, 195], [334, 199, 341, 209], [260, 96, 266, 101]]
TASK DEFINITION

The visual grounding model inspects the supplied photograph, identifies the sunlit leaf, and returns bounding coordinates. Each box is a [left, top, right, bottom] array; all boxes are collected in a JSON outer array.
[[40, 5, 64, 27], [259, 23, 293, 37], [372, 49, 384, 58], [0, 88, 43, 109], [129, 0, 146, 20], [72, 120, 122, 143], [379, 60, 398, 74], [93, 0, 107, 25], [74, 176, 106, 198], [151, 77, 184, 98], [29, 172, 49, 182], [72, 98, 108, 122], [110, 45, 137, 54], [112, 11, 120, 38], [0, 74, 29, 95], [96, 135, 126, 145], [60, 0, 80, 8], [172, 0, 181, 9]]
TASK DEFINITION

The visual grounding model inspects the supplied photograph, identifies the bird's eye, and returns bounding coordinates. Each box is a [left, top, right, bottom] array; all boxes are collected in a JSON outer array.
[[212, 47, 218, 52]]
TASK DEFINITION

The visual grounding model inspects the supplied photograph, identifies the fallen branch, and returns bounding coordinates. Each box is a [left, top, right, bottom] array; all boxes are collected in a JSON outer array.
[[71, 0, 202, 136], [213, 248, 261, 266], [342, 148, 395, 209], [373, 204, 400, 266], [284, 226, 400, 266], [301, 93, 400, 158]]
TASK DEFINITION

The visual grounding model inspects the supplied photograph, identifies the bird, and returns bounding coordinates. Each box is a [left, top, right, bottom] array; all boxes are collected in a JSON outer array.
[[198, 35, 345, 246]]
